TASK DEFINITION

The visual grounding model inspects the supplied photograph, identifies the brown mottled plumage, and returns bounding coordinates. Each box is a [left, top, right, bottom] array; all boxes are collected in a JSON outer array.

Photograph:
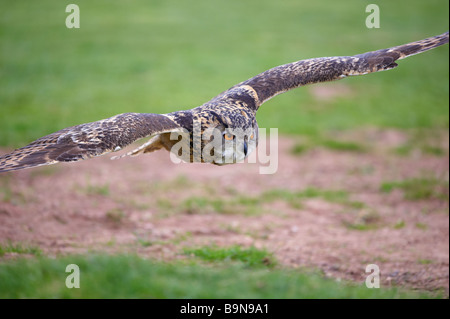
[[0, 32, 448, 172]]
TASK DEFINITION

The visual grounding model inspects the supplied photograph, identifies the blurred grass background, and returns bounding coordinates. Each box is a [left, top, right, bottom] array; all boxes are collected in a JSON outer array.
[[0, 0, 448, 147], [0, 254, 436, 298], [0, 0, 448, 299]]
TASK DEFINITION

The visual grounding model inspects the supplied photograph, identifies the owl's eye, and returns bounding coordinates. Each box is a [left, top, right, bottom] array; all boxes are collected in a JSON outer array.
[[250, 133, 254, 139], [223, 132, 234, 141]]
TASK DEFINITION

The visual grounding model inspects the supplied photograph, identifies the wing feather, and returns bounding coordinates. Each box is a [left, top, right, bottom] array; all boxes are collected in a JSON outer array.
[[0, 112, 183, 172]]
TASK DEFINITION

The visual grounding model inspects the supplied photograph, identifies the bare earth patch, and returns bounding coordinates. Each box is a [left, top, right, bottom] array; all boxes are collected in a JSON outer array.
[[0, 129, 448, 296]]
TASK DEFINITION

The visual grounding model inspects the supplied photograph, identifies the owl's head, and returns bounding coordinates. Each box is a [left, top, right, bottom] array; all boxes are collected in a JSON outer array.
[[205, 110, 259, 165]]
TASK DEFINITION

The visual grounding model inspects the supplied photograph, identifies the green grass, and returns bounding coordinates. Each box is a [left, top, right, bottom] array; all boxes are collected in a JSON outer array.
[[105, 208, 126, 224], [0, 178, 13, 203], [291, 143, 310, 155], [394, 144, 447, 156], [291, 138, 366, 155], [343, 211, 382, 231], [392, 130, 448, 157], [0, 241, 42, 257], [381, 178, 449, 201], [0, 0, 448, 148], [262, 188, 364, 209], [418, 259, 433, 265], [175, 187, 364, 215], [421, 146, 446, 156], [79, 184, 110, 196], [183, 245, 277, 268], [319, 140, 366, 152], [415, 222, 428, 230], [0, 177, 28, 205], [393, 220, 406, 230], [0, 254, 436, 298], [179, 196, 262, 215]]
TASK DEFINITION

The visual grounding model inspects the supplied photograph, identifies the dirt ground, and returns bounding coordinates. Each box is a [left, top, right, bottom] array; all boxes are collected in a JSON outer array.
[[0, 130, 448, 296]]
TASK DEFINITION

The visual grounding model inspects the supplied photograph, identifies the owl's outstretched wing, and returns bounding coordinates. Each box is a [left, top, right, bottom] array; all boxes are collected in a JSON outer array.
[[220, 31, 449, 109], [0, 113, 183, 172], [1, 32, 448, 173]]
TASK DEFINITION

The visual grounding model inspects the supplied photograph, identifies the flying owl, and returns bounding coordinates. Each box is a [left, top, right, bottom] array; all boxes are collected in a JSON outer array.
[[0, 32, 448, 173]]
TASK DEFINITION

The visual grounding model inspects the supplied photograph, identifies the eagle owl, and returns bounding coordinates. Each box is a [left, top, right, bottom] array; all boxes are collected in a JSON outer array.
[[0, 32, 448, 172]]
